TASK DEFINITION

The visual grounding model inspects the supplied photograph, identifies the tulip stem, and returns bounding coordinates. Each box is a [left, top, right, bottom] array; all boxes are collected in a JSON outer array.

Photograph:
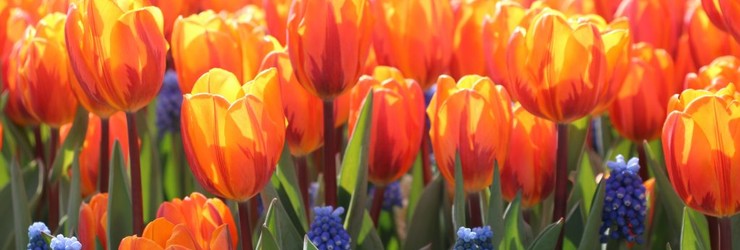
[[370, 185, 386, 226], [468, 192, 482, 228], [126, 112, 144, 235], [323, 100, 338, 207], [295, 157, 311, 219], [421, 130, 432, 185], [47, 128, 59, 232], [99, 118, 110, 193], [636, 143, 649, 180], [238, 201, 253, 250], [708, 216, 733, 250], [34, 126, 44, 162], [553, 123, 569, 250]]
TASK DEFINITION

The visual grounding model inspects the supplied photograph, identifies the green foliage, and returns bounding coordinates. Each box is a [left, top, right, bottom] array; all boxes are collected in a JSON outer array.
[[680, 207, 710, 250], [107, 142, 133, 250]]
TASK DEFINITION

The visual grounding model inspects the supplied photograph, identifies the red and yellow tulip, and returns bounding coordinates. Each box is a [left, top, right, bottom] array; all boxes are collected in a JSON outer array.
[[181, 68, 285, 202], [78, 193, 109, 250], [148, 0, 199, 41], [155, 192, 238, 249], [481, 1, 527, 89], [701, 0, 740, 43], [687, 3, 740, 68], [450, 0, 497, 78], [427, 75, 512, 193], [685, 56, 740, 92], [263, 0, 290, 45], [614, 0, 685, 53]]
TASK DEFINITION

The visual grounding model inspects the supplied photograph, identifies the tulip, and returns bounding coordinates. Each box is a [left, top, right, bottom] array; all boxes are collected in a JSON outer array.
[[506, 8, 607, 123], [609, 43, 677, 142], [155, 192, 238, 249], [119, 218, 231, 250], [333, 92, 351, 128], [427, 75, 512, 193], [181, 68, 285, 202], [614, 0, 685, 53], [501, 104, 556, 207], [148, 0, 198, 41], [199, 0, 253, 13], [65, 0, 168, 116], [171, 10, 279, 93], [13, 13, 78, 128], [61, 112, 129, 198], [349, 66, 424, 186], [701, 0, 740, 43], [450, 0, 497, 78], [481, 1, 527, 88], [662, 83, 740, 218], [2, 8, 35, 125], [259, 51, 323, 157], [674, 33, 698, 86], [687, 3, 740, 68], [286, 0, 373, 99], [78, 193, 108, 250], [263, 0, 290, 45], [685, 56, 740, 92], [371, 0, 453, 89]]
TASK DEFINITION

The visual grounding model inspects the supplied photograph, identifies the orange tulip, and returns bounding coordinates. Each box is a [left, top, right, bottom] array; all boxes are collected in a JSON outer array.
[[61, 112, 129, 198], [65, 0, 168, 116], [662, 83, 740, 217], [371, 0, 453, 88], [2, 8, 35, 125], [501, 104, 556, 207], [263, 0, 290, 45], [286, 0, 373, 99], [614, 0, 685, 53], [450, 0, 497, 78], [594, 0, 621, 20], [119, 218, 231, 250], [701, 0, 740, 43], [348, 66, 424, 186], [333, 91, 351, 128], [687, 3, 740, 67], [148, 0, 199, 41], [78, 193, 109, 250], [171, 10, 279, 93], [674, 33, 698, 86], [481, 1, 527, 88], [427, 75, 512, 193], [155, 192, 238, 249], [12, 13, 78, 128], [259, 51, 323, 157], [181, 68, 285, 202], [199, 0, 253, 13], [506, 8, 607, 123], [685, 56, 740, 92], [609, 43, 677, 142]]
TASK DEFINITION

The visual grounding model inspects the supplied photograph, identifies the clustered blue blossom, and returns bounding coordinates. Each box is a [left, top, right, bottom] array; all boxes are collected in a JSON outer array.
[[369, 181, 403, 210], [156, 70, 183, 135], [454, 226, 494, 250], [49, 235, 81, 250], [600, 155, 647, 243], [307, 206, 351, 250], [27, 222, 51, 250]]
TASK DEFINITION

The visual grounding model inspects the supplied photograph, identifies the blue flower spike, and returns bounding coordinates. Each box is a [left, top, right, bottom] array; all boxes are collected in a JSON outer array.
[[600, 154, 647, 244], [454, 226, 494, 250], [49, 235, 81, 250], [155, 69, 183, 135], [369, 181, 403, 211], [27, 222, 51, 250], [307, 206, 351, 250]]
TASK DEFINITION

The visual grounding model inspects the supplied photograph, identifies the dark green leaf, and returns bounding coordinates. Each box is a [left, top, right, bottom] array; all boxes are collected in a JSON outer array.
[[356, 211, 383, 250], [10, 159, 31, 250], [567, 117, 591, 172], [404, 177, 443, 250], [303, 236, 319, 250], [256, 225, 280, 250], [50, 108, 88, 182], [107, 142, 133, 250], [406, 153, 424, 222], [680, 207, 710, 250], [64, 157, 82, 236], [570, 152, 597, 219], [501, 192, 524, 250], [0, 159, 41, 250], [577, 180, 606, 250], [453, 152, 465, 229], [275, 143, 309, 231], [487, 161, 504, 248], [643, 141, 683, 234], [527, 219, 564, 250], [260, 198, 303, 250], [733, 213, 740, 250]]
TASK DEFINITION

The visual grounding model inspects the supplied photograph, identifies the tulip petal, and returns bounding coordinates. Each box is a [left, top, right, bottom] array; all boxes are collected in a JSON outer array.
[[142, 218, 176, 248], [190, 68, 244, 102], [119, 236, 164, 250]]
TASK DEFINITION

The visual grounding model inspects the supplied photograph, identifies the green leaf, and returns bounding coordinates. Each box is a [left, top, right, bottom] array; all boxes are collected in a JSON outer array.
[[527, 219, 564, 250], [404, 177, 443, 250], [0, 93, 34, 162], [137, 108, 163, 222], [577, 180, 606, 250], [274, 143, 309, 231], [10, 159, 32, 250], [338, 91, 373, 246], [64, 157, 82, 236], [487, 161, 504, 248], [643, 141, 683, 234], [0, 159, 41, 250], [733, 213, 740, 250], [501, 192, 525, 250], [107, 142, 133, 250], [50, 108, 88, 182], [256, 225, 280, 250], [567, 117, 591, 171], [452, 152, 465, 230], [303, 236, 319, 250], [260, 198, 303, 250], [570, 152, 597, 219], [406, 153, 424, 222], [680, 207, 710, 250], [356, 211, 383, 250]]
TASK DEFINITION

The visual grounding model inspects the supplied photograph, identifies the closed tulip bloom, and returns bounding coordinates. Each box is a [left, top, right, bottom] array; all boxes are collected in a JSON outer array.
[[687, 3, 740, 67], [61, 112, 129, 198], [333, 91, 351, 128], [149, 0, 198, 41], [2, 9, 35, 125], [481, 1, 529, 89], [662, 83, 740, 217], [450, 0, 496, 78], [372, 0, 453, 88], [674, 33, 698, 85], [666, 83, 739, 113], [287, 0, 373, 99], [199, 0, 252, 13], [685, 56, 740, 91], [65, 0, 168, 116], [14, 13, 78, 128], [348, 66, 424, 186], [427, 75, 512, 193], [78, 193, 108, 250], [171, 10, 279, 93], [502, 104, 556, 207], [701, 0, 740, 43], [263, 0, 290, 45], [609, 43, 677, 142], [155, 192, 238, 249], [614, 0, 685, 53], [119, 218, 231, 250], [260, 51, 323, 156], [181, 68, 285, 202], [4, 39, 37, 126], [506, 8, 607, 123]]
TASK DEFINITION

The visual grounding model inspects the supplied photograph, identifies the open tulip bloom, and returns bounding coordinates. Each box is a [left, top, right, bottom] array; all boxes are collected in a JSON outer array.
[[4, 1, 740, 250]]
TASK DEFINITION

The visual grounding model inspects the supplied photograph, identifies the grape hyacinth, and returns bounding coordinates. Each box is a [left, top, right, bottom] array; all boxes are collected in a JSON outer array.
[[156, 70, 182, 135], [49, 235, 81, 250], [27, 222, 51, 250], [600, 155, 647, 243], [307, 206, 351, 250], [454, 226, 494, 250], [369, 181, 403, 210]]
